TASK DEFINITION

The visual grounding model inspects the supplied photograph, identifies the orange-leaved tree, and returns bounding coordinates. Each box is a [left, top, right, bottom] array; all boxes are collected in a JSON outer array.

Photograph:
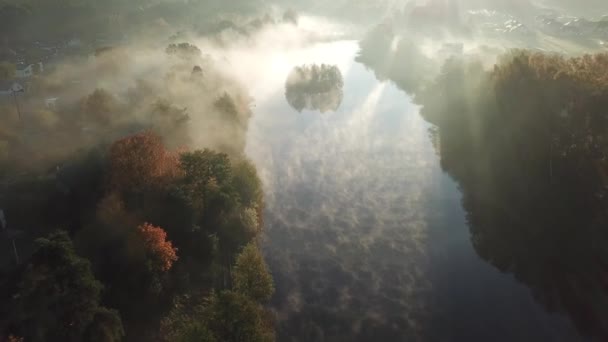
[[136, 223, 178, 272], [107, 131, 181, 193]]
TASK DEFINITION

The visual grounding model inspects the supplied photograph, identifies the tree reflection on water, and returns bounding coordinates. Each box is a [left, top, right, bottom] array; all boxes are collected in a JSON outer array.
[[285, 64, 344, 113]]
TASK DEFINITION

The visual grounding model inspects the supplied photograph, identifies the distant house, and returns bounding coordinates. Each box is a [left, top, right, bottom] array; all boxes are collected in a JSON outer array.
[[15, 62, 44, 78], [45, 97, 59, 110], [0, 80, 25, 96]]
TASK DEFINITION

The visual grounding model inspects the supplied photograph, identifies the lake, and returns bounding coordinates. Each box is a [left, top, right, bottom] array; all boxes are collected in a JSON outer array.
[[218, 38, 585, 341]]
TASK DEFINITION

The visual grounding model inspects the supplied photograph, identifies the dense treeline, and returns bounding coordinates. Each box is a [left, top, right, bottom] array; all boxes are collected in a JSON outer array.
[[357, 20, 608, 339], [0, 38, 275, 341], [356, 24, 437, 94], [0, 0, 297, 44], [415, 51, 608, 339], [0, 130, 274, 341], [0, 38, 252, 172]]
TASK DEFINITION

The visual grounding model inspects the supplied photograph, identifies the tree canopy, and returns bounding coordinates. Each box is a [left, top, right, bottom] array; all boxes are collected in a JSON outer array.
[[136, 222, 178, 273], [414, 50, 608, 341], [0, 59, 270, 341], [233, 243, 274, 303], [285, 64, 344, 113], [107, 131, 181, 193], [0, 231, 123, 342]]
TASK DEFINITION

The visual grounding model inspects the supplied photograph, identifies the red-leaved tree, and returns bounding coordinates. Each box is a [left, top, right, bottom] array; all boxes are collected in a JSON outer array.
[[107, 131, 181, 193], [136, 223, 178, 272]]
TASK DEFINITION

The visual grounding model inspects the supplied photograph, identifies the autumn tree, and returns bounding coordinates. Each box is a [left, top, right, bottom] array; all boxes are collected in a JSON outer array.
[[75, 220, 171, 339], [107, 131, 180, 193], [232, 243, 274, 303], [0, 231, 123, 342], [137, 222, 178, 272], [157, 151, 265, 291]]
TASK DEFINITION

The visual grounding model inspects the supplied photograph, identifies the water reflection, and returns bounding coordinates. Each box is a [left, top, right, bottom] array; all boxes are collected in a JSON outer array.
[[218, 37, 584, 341], [354, 21, 608, 339], [262, 69, 438, 340], [356, 24, 437, 95], [416, 57, 608, 340], [285, 64, 344, 113]]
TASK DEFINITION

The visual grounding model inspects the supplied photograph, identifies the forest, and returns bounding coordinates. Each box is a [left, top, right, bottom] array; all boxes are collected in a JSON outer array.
[[3, 0, 608, 340], [358, 35, 608, 339], [0, 0, 268, 42], [0, 1, 277, 339], [416, 51, 608, 339], [0, 129, 275, 341]]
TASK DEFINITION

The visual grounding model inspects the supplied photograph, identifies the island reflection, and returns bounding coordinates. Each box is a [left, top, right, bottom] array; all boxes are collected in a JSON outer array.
[[285, 64, 344, 113]]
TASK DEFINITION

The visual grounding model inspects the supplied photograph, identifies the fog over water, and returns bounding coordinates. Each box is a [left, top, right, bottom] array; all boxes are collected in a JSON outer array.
[[3, 0, 608, 340], [206, 25, 585, 340]]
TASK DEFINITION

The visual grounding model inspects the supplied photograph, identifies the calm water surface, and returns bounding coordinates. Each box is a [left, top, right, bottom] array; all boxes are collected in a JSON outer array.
[[222, 40, 584, 341]]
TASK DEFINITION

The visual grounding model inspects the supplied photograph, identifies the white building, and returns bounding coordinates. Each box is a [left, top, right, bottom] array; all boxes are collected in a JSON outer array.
[[45, 97, 59, 109], [15, 62, 44, 78]]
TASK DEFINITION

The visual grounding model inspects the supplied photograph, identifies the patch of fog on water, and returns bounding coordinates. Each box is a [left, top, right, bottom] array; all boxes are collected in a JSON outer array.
[[201, 22, 583, 341], [252, 55, 438, 339]]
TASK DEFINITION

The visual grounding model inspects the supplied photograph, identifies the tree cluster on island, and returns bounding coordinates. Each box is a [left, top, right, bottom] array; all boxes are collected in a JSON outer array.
[[284, 64, 344, 113]]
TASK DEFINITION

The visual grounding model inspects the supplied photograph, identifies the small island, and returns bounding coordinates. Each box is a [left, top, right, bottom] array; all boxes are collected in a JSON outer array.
[[285, 64, 344, 113]]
